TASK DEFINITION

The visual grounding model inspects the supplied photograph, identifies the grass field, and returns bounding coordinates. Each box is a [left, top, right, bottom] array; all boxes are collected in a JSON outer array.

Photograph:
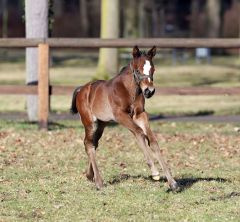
[[1, 120, 240, 221], [0, 53, 240, 221]]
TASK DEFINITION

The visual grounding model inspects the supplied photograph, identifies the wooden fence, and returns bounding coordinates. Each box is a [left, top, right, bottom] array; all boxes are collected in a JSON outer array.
[[0, 38, 240, 129], [0, 38, 240, 48]]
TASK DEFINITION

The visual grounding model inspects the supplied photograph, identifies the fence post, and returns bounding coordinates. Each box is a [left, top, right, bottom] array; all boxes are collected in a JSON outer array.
[[38, 43, 49, 130]]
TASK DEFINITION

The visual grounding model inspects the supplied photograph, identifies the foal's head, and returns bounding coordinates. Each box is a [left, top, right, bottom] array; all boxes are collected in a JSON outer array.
[[131, 46, 156, 98]]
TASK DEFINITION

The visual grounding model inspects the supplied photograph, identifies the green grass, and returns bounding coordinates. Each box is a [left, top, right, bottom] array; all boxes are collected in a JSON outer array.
[[1, 51, 240, 221], [1, 120, 240, 221]]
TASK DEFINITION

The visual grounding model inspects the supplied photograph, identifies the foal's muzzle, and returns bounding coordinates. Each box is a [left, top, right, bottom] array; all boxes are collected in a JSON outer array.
[[144, 88, 155, 98]]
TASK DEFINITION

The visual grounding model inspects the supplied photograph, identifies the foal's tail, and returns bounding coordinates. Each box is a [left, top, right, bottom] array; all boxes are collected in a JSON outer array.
[[70, 86, 81, 114]]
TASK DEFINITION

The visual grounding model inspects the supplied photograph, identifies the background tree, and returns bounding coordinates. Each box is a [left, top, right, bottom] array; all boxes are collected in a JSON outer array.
[[96, 0, 119, 79], [79, 0, 89, 37], [206, 0, 220, 37], [123, 0, 138, 38], [190, 0, 199, 37], [152, 0, 164, 37], [1, 0, 8, 38], [25, 0, 48, 121], [138, 0, 146, 37], [138, 0, 164, 38]]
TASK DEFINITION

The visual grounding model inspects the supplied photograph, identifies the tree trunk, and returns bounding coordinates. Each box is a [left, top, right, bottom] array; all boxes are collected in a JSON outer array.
[[2, 0, 8, 38], [25, 0, 48, 121], [123, 0, 138, 38], [152, 0, 162, 37], [206, 0, 220, 37], [96, 0, 119, 79], [190, 0, 199, 37], [145, 0, 153, 37], [79, 0, 89, 37], [53, 0, 63, 17], [138, 0, 146, 37]]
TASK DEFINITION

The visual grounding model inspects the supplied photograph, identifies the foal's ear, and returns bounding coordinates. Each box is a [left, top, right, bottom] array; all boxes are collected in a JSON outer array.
[[132, 45, 141, 58], [147, 46, 156, 58]]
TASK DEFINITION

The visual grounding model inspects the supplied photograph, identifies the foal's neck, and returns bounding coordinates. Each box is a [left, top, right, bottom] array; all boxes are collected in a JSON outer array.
[[120, 64, 142, 101]]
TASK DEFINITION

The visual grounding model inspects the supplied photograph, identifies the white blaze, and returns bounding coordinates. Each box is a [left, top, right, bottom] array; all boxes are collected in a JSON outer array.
[[143, 60, 152, 82], [143, 60, 151, 76]]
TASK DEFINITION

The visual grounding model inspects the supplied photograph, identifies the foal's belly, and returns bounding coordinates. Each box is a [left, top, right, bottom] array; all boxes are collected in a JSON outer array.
[[93, 103, 115, 122], [91, 86, 115, 122]]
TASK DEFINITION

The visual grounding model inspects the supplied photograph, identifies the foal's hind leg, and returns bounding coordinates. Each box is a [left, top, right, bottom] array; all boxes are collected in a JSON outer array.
[[86, 121, 106, 182], [82, 119, 104, 189]]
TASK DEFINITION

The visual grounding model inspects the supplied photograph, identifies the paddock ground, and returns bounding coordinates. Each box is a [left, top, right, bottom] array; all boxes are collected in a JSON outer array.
[[1, 53, 240, 220], [1, 120, 240, 221]]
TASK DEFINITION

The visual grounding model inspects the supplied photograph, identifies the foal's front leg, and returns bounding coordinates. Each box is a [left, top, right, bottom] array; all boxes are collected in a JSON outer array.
[[133, 112, 179, 191], [115, 112, 159, 180]]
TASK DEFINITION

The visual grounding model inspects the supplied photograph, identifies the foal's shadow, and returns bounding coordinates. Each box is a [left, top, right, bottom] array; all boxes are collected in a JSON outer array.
[[108, 173, 229, 192], [170, 176, 229, 192]]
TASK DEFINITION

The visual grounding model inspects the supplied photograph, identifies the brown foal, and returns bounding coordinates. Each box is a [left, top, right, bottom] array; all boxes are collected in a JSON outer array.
[[71, 46, 179, 191]]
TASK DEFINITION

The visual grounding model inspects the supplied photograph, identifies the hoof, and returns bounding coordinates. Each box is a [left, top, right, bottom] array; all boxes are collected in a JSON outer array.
[[95, 179, 104, 190], [169, 181, 181, 192], [170, 181, 181, 192], [152, 175, 160, 181], [96, 183, 104, 190]]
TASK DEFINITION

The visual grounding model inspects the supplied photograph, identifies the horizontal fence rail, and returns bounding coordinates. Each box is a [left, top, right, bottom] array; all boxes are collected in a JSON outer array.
[[1, 85, 240, 96], [0, 38, 240, 48]]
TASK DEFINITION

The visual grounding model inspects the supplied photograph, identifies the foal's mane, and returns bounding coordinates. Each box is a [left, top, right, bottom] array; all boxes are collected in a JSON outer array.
[[118, 66, 128, 75]]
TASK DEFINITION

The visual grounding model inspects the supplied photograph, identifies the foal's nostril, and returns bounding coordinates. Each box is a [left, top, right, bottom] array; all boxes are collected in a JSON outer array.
[[144, 88, 155, 98], [145, 88, 150, 94]]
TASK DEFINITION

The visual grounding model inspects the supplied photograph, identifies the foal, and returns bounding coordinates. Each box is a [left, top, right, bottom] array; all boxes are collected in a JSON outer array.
[[71, 46, 179, 191]]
